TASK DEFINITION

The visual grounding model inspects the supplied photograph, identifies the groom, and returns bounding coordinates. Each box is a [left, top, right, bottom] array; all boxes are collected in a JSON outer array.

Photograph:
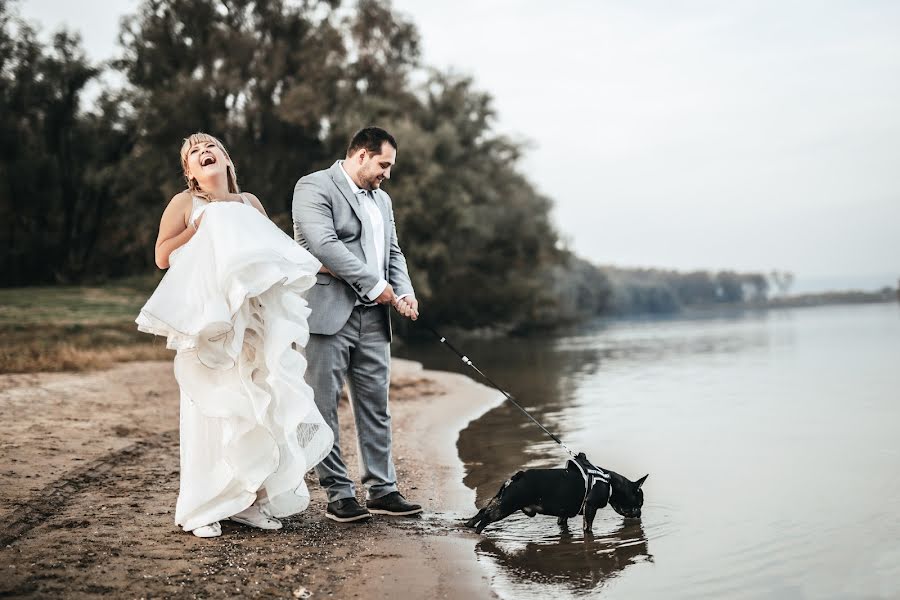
[[292, 127, 421, 522]]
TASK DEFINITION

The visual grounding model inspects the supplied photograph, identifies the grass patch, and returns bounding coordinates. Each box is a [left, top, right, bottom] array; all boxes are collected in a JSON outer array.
[[0, 275, 172, 374]]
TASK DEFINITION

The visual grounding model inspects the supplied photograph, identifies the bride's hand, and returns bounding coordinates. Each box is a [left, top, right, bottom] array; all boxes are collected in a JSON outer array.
[[318, 265, 333, 275]]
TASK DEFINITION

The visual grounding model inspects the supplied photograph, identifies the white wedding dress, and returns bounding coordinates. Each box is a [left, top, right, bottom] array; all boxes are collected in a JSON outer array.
[[136, 195, 333, 532]]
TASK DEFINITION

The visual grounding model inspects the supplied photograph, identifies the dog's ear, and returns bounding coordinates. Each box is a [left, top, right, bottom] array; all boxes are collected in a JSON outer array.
[[634, 474, 648, 489]]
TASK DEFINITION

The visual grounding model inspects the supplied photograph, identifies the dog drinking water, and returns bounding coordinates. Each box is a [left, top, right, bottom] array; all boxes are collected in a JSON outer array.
[[465, 453, 647, 534]]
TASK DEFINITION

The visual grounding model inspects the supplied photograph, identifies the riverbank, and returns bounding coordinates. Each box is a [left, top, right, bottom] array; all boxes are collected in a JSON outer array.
[[3, 280, 896, 375], [0, 359, 503, 598]]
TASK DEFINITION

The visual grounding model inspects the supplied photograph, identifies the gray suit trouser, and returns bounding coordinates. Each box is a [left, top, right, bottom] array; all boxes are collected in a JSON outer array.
[[305, 305, 398, 503]]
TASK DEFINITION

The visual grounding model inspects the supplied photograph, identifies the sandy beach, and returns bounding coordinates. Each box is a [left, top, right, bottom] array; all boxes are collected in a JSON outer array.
[[0, 358, 503, 598]]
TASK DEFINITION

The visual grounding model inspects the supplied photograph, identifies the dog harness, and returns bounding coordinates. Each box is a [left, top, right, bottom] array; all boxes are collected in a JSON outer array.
[[567, 453, 610, 512]]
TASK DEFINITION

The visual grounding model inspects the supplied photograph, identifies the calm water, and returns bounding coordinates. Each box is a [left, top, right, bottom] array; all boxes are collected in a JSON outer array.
[[396, 303, 900, 599]]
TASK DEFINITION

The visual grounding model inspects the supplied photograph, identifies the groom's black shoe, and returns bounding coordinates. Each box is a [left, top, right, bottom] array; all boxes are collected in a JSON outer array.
[[326, 498, 371, 523], [366, 492, 423, 516]]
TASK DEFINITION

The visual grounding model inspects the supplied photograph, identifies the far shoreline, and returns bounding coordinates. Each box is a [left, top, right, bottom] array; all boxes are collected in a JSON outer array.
[[2, 279, 896, 375]]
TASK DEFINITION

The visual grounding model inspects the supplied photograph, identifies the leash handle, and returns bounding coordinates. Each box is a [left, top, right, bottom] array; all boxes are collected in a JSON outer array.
[[420, 322, 577, 460]]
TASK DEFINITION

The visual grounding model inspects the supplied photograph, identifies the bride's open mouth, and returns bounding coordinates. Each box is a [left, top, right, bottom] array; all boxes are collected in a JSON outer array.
[[200, 153, 217, 167]]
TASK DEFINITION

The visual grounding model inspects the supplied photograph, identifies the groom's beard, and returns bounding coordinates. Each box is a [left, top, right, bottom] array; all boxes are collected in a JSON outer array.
[[362, 177, 382, 190], [359, 168, 385, 190]]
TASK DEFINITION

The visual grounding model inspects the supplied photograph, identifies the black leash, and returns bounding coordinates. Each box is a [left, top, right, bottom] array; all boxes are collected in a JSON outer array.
[[418, 322, 578, 460]]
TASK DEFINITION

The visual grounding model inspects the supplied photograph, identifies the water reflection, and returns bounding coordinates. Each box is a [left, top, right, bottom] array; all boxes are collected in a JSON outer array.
[[396, 306, 900, 597], [397, 316, 772, 505], [394, 311, 792, 598], [455, 335, 609, 504], [476, 520, 652, 596]]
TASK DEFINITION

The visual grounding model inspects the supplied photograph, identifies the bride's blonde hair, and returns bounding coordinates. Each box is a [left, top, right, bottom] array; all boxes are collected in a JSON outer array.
[[179, 132, 240, 200]]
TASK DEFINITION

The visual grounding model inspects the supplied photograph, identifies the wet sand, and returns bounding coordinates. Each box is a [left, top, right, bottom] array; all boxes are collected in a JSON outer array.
[[0, 359, 503, 598]]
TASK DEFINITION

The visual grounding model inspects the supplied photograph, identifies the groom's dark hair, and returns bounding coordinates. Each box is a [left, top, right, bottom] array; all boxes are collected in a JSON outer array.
[[346, 126, 397, 157]]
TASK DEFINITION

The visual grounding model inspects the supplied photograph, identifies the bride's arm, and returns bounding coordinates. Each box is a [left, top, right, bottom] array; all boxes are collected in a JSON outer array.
[[154, 192, 195, 269]]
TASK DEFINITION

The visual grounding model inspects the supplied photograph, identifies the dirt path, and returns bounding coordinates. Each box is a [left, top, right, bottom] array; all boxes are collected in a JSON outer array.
[[0, 360, 501, 599]]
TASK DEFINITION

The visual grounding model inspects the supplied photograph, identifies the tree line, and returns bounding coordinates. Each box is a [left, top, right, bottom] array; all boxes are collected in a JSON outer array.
[[0, 0, 776, 331], [603, 267, 770, 315]]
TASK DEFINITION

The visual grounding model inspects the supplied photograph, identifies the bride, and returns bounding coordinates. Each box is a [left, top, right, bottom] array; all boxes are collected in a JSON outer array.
[[136, 133, 333, 538]]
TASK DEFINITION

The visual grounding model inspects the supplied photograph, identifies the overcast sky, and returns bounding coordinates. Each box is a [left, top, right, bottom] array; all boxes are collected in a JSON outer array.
[[20, 0, 900, 291]]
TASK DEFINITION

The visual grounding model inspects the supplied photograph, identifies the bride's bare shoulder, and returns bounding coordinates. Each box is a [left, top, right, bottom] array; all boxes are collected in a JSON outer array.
[[169, 190, 193, 206], [158, 191, 194, 226], [241, 192, 268, 217], [162, 190, 193, 214]]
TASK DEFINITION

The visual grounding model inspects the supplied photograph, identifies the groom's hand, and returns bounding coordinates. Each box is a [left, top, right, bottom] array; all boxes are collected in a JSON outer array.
[[374, 283, 396, 305], [393, 296, 419, 321]]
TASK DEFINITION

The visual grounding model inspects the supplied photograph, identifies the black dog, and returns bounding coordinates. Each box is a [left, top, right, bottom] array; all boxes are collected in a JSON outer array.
[[465, 454, 647, 534]]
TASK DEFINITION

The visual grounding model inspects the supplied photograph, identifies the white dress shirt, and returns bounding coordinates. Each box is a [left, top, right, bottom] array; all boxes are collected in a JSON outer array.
[[338, 161, 393, 302]]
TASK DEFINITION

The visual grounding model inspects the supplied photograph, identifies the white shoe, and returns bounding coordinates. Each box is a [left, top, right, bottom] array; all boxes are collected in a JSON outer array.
[[229, 504, 283, 530], [191, 522, 222, 538]]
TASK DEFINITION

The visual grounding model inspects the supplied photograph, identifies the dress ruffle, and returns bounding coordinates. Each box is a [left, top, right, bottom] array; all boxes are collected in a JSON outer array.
[[136, 201, 333, 530]]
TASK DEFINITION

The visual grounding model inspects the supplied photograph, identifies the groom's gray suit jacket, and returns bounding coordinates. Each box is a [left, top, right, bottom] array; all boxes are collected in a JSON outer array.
[[292, 161, 414, 337]]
